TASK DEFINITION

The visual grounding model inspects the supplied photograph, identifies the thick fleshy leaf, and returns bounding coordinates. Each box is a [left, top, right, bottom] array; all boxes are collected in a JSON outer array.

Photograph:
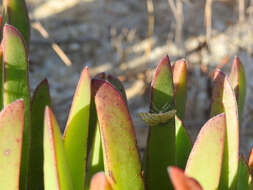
[[175, 116, 192, 169], [63, 67, 91, 190], [95, 73, 127, 102], [237, 156, 253, 190], [2, 24, 31, 190], [172, 59, 187, 120], [28, 79, 51, 190], [248, 147, 253, 172], [210, 70, 239, 189], [44, 107, 73, 190], [93, 79, 144, 190], [0, 100, 24, 190], [2, 0, 30, 49], [90, 172, 112, 190], [143, 55, 175, 189], [168, 166, 202, 190], [229, 56, 246, 125], [0, 47, 3, 110], [185, 113, 225, 190]]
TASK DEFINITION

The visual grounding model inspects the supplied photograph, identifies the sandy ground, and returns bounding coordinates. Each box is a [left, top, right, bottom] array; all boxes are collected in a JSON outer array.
[[25, 0, 253, 157]]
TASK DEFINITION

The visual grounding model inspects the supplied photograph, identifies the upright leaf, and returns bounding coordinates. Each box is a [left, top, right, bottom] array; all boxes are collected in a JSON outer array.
[[0, 47, 3, 110], [90, 172, 112, 190], [2, 0, 30, 49], [229, 56, 246, 125], [172, 59, 191, 169], [168, 166, 203, 190], [0, 100, 24, 190], [63, 67, 91, 190], [185, 113, 226, 190], [143, 55, 175, 189], [175, 116, 192, 169], [172, 59, 187, 120], [237, 156, 253, 190], [210, 70, 239, 189], [248, 147, 253, 174], [93, 79, 144, 190], [44, 107, 73, 190], [29, 79, 51, 190], [2, 24, 31, 190]]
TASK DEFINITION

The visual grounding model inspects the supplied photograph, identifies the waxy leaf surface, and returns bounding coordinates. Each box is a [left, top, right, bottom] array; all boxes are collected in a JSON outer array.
[[44, 107, 73, 190], [185, 113, 225, 190], [90, 172, 112, 190], [237, 156, 252, 190], [143, 55, 175, 189], [2, 24, 31, 190], [2, 0, 30, 49], [210, 70, 239, 189], [229, 56, 246, 125], [0, 100, 24, 190], [93, 79, 144, 190], [29, 79, 51, 190], [169, 166, 202, 190], [63, 67, 91, 190]]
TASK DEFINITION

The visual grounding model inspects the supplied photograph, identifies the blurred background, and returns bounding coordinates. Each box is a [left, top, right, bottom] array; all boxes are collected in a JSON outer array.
[[25, 0, 253, 157]]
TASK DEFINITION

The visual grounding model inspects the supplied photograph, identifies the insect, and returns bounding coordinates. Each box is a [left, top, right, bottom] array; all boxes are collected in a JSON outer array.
[[139, 102, 176, 126]]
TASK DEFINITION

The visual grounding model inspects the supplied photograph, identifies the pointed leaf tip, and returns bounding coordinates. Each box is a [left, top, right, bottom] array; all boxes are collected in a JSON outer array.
[[169, 166, 202, 190], [90, 172, 112, 190], [185, 113, 226, 190]]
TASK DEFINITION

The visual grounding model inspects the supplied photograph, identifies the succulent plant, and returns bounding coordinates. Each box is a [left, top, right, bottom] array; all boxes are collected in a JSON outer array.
[[0, 0, 252, 190]]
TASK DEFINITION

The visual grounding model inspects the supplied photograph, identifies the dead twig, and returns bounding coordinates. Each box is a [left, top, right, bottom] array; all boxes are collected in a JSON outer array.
[[32, 22, 72, 66], [205, 0, 213, 43]]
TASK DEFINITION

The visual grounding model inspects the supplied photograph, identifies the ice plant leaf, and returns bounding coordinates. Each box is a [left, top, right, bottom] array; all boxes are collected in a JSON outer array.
[[172, 59, 187, 120], [237, 156, 253, 190], [143, 55, 175, 189], [185, 113, 225, 190], [175, 116, 192, 169], [63, 67, 91, 190], [210, 70, 239, 189], [2, 24, 31, 190], [248, 147, 253, 173], [44, 107, 73, 190], [2, 0, 30, 49], [90, 172, 112, 190], [28, 79, 51, 190], [168, 166, 203, 190], [95, 73, 127, 102], [0, 100, 24, 190], [229, 56, 246, 125], [0, 47, 3, 110], [93, 79, 144, 190]]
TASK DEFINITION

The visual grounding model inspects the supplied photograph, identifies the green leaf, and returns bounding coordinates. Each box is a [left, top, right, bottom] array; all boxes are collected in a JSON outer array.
[[172, 59, 187, 120], [44, 107, 73, 190], [185, 113, 225, 190], [229, 56, 246, 126], [2, 24, 31, 190], [210, 70, 239, 189], [63, 67, 91, 190], [0, 100, 24, 190], [93, 79, 144, 190], [2, 0, 30, 50], [175, 116, 192, 169], [143, 55, 175, 189], [28, 79, 51, 190], [237, 156, 253, 190], [0, 47, 3, 110], [90, 172, 112, 190], [168, 166, 203, 190]]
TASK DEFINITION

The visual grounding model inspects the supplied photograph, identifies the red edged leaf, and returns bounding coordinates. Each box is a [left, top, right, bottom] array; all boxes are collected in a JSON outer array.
[[210, 70, 239, 189], [44, 107, 73, 190], [185, 113, 226, 190], [0, 100, 24, 190], [93, 79, 144, 190], [63, 67, 91, 190], [237, 155, 253, 190], [248, 147, 253, 172], [90, 172, 112, 190], [169, 166, 202, 190]]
